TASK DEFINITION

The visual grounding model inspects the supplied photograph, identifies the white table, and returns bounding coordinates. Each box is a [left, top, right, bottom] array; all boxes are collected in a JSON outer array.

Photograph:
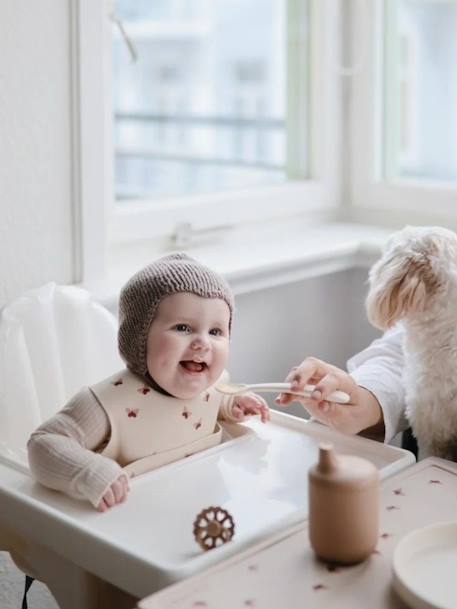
[[140, 457, 457, 609]]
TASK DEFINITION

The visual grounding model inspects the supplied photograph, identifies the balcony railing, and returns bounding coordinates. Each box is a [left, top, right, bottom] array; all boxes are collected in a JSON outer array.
[[115, 111, 285, 169]]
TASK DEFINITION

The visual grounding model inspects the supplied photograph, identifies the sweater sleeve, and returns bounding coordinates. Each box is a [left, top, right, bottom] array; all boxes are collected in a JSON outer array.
[[347, 324, 409, 443], [27, 387, 127, 508]]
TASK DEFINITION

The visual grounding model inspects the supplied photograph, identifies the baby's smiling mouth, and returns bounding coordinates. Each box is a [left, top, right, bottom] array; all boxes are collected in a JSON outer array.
[[180, 361, 208, 373]]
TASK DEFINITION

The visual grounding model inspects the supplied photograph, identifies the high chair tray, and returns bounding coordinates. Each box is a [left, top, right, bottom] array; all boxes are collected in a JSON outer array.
[[0, 411, 414, 598], [139, 457, 457, 609]]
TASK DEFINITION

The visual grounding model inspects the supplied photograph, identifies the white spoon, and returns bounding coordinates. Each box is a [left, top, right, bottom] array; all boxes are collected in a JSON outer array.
[[215, 382, 350, 404]]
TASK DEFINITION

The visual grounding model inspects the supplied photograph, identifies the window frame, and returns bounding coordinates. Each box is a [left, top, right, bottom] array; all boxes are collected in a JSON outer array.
[[74, 0, 457, 283], [349, 0, 457, 226], [71, 0, 112, 281], [74, 0, 343, 280], [105, 1, 343, 245]]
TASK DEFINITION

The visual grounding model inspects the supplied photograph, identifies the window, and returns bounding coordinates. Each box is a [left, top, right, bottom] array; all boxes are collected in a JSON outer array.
[[113, 0, 291, 201], [74, 2, 343, 276], [383, 0, 457, 182], [104, 0, 342, 246], [350, 0, 457, 221]]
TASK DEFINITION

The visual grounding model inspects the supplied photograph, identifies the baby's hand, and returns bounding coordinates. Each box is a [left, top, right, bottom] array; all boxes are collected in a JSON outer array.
[[97, 474, 130, 512], [233, 392, 271, 423], [275, 357, 382, 435]]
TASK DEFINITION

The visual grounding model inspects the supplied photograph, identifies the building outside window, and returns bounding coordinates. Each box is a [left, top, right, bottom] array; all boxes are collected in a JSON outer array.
[[383, 0, 457, 182], [113, 0, 292, 201]]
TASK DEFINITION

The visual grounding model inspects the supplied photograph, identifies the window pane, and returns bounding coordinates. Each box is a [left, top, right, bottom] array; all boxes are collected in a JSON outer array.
[[383, 0, 457, 182], [113, 0, 306, 201]]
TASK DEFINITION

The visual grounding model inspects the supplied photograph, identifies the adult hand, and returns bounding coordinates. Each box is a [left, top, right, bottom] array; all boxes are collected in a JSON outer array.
[[275, 357, 383, 435]]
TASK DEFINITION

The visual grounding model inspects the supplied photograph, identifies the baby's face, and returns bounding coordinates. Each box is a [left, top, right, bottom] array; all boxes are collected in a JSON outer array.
[[146, 292, 230, 399]]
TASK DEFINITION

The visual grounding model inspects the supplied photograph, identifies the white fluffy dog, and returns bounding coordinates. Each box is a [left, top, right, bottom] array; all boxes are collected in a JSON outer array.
[[366, 225, 457, 460]]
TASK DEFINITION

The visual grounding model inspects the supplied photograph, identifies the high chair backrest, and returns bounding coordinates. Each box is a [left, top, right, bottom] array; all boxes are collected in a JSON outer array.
[[0, 283, 123, 465]]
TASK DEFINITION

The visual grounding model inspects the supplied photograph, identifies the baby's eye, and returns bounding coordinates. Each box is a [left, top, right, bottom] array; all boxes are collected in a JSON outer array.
[[174, 323, 191, 333], [209, 327, 223, 336]]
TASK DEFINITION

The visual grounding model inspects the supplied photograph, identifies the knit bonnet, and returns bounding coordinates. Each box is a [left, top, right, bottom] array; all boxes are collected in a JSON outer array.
[[118, 253, 234, 378]]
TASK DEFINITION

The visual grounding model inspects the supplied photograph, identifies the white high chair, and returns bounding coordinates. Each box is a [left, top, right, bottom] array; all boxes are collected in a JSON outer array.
[[0, 282, 122, 467], [0, 283, 133, 609]]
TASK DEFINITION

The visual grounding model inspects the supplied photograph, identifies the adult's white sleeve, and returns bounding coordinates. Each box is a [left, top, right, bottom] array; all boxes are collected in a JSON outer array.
[[347, 325, 409, 443]]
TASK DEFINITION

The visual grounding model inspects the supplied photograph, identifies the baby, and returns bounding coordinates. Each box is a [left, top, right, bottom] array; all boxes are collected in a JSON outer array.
[[28, 254, 270, 511]]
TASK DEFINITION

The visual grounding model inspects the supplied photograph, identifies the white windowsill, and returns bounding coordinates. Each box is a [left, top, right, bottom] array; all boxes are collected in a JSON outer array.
[[82, 219, 392, 310]]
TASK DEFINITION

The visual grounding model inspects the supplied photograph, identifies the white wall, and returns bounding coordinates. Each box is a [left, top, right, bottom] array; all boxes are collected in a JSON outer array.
[[0, 2, 74, 607], [230, 268, 380, 418], [0, 0, 74, 307]]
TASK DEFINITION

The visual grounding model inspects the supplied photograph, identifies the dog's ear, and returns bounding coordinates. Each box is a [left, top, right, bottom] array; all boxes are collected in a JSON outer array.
[[366, 254, 430, 330]]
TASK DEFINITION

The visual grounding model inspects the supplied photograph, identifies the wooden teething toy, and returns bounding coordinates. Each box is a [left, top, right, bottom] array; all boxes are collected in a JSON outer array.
[[193, 506, 235, 551]]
